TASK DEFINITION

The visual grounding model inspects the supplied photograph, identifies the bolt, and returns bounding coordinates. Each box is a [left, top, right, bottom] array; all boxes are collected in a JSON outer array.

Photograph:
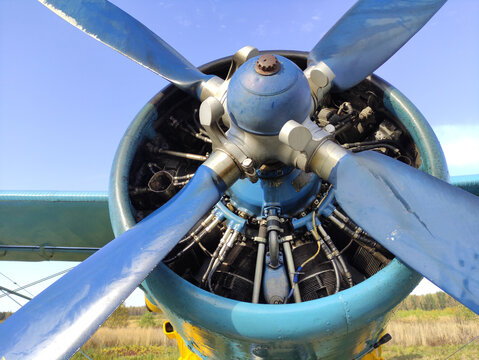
[[324, 124, 335, 133], [241, 158, 254, 169], [255, 54, 281, 75], [270, 296, 284, 304]]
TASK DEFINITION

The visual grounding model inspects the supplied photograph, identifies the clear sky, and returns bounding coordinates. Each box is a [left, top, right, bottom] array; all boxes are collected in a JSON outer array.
[[0, 0, 478, 311]]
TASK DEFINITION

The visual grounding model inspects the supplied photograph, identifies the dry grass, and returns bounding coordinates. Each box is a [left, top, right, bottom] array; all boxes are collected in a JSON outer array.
[[81, 308, 478, 354], [383, 344, 479, 360], [86, 317, 478, 348], [387, 318, 479, 346], [84, 324, 176, 348]]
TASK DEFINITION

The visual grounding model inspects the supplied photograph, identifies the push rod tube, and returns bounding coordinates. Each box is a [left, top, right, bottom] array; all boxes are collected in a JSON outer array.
[[282, 236, 301, 303], [252, 223, 267, 304]]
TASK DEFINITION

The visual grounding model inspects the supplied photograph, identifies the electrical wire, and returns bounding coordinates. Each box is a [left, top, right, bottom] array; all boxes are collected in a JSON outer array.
[[349, 143, 400, 154], [0, 271, 34, 297], [339, 238, 355, 255], [0, 267, 74, 300], [302, 211, 321, 269], [317, 185, 331, 210], [288, 211, 322, 300]]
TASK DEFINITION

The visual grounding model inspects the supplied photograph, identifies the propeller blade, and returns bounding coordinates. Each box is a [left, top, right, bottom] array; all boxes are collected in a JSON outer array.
[[327, 150, 479, 314], [39, 0, 214, 98], [0, 161, 238, 359], [308, 0, 446, 91]]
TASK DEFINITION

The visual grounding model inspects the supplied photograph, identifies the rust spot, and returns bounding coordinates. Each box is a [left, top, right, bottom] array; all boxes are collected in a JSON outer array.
[[255, 54, 280, 75]]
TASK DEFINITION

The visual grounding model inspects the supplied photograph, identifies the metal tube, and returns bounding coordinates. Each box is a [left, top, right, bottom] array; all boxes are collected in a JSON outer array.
[[158, 149, 208, 161], [328, 214, 345, 229], [252, 224, 267, 304], [204, 216, 222, 233], [202, 227, 232, 285], [174, 173, 195, 181], [282, 240, 301, 303], [252, 242, 265, 304], [206, 229, 239, 291], [333, 209, 349, 223], [331, 259, 341, 294], [165, 215, 221, 264], [194, 133, 212, 143], [178, 212, 216, 244], [218, 230, 239, 262]]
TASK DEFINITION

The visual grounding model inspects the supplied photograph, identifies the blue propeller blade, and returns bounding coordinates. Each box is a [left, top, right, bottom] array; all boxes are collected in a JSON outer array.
[[39, 0, 214, 98], [329, 151, 479, 314], [308, 0, 446, 91], [0, 164, 234, 359]]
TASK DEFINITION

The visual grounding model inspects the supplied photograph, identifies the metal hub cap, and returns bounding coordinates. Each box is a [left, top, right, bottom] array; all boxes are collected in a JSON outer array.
[[255, 54, 281, 75]]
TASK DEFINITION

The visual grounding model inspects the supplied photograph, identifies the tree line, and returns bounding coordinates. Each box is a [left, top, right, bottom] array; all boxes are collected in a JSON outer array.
[[397, 292, 459, 311]]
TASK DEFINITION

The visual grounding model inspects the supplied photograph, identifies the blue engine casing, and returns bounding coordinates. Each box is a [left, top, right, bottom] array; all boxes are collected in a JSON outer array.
[[227, 55, 312, 136]]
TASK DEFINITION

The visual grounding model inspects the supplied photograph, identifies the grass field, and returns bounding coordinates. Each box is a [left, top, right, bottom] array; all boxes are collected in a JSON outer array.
[[68, 306, 479, 359], [72, 346, 179, 360], [73, 345, 479, 360], [383, 344, 479, 360]]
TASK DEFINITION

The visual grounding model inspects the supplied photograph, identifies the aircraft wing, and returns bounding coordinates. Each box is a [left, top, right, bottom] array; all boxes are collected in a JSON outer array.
[[0, 191, 113, 261]]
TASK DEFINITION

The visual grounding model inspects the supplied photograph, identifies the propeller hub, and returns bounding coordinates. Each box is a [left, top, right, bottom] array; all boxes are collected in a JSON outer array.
[[227, 55, 312, 136]]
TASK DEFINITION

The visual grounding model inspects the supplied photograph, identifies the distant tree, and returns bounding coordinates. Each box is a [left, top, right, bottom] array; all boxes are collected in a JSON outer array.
[[127, 306, 146, 317], [104, 304, 129, 328], [410, 295, 418, 310], [0, 311, 13, 323], [138, 311, 159, 328], [423, 294, 435, 310], [398, 292, 462, 311], [436, 292, 447, 309]]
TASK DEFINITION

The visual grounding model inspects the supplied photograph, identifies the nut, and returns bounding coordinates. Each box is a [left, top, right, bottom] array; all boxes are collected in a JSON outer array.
[[255, 54, 281, 75]]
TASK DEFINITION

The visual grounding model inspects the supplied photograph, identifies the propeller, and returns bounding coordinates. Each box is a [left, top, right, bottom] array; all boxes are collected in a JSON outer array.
[[0, 162, 238, 359], [321, 150, 479, 314], [306, 0, 479, 313], [308, 0, 446, 91], [38, 0, 214, 98], [2, 0, 475, 358]]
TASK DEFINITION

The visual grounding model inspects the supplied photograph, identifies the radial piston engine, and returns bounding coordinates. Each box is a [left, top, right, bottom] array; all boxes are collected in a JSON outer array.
[[128, 55, 419, 305]]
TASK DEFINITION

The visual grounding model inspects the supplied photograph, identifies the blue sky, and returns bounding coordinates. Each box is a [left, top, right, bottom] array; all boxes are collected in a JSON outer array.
[[0, 1, 478, 311]]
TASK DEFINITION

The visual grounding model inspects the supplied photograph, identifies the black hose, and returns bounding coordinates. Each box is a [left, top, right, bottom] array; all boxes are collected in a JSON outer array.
[[349, 143, 400, 154], [318, 224, 353, 287], [316, 235, 341, 294]]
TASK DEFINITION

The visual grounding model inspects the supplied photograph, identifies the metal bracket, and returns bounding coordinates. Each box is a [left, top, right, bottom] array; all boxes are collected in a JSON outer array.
[[199, 97, 249, 170], [303, 61, 336, 111], [226, 46, 260, 80]]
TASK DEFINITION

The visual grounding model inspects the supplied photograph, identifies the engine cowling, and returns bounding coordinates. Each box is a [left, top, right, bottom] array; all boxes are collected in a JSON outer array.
[[108, 51, 448, 359]]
